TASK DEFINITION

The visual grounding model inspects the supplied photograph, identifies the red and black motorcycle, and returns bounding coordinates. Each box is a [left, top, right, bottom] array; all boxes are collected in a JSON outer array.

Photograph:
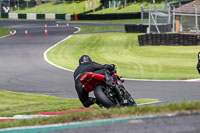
[[79, 70, 137, 108]]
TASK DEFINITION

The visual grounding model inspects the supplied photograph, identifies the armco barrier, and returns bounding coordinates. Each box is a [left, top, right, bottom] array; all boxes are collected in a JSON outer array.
[[138, 33, 200, 46], [0, 12, 141, 20], [74, 12, 141, 20], [0, 13, 69, 20], [18, 14, 26, 19], [56, 14, 66, 20], [1, 13, 8, 18], [37, 14, 45, 19]]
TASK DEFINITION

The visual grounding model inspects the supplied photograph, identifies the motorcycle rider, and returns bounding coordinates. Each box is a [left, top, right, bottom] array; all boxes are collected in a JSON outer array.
[[73, 55, 115, 108], [197, 52, 200, 74]]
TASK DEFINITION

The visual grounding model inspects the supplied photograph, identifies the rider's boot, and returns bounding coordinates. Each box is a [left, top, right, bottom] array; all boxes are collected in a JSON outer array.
[[83, 97, 96, 107]]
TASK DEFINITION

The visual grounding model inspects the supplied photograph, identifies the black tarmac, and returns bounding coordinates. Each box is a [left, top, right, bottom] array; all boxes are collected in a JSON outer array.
[[50, 113, 200, 133]]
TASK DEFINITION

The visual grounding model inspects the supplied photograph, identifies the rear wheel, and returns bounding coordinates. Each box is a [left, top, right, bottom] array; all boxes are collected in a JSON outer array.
[[94, 85, 120, 108]]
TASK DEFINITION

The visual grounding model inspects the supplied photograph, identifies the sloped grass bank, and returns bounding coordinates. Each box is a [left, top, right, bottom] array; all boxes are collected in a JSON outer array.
[[12, 1, 100, 14], [91, 1, 165, 14], [46, 32, 200, 80], [12, 1, 165, 14]]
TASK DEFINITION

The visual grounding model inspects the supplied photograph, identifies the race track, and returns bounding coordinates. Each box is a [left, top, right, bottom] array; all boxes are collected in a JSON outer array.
[[0, 20, 77, 98], [1, 20, 200, 133], [0, 20, 200, 102]]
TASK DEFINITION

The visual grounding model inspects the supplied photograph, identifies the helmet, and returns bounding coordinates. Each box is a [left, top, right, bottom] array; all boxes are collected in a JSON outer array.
[[79, 55, 92, 65]]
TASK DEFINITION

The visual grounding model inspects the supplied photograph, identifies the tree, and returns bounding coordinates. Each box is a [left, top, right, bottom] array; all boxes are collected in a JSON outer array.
[[35, 0, 42, 5]]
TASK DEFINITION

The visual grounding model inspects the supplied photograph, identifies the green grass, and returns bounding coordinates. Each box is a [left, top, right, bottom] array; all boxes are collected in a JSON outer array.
[[11, 1, 165, 14], [0, 90, 156, 117], [0, 90, 82, 117], [46, 32, 200, 80], [1, 100, 200, 129], [79, 26, 124, 32], [0, 27, 13, 37], [12, 1, 100, 14]]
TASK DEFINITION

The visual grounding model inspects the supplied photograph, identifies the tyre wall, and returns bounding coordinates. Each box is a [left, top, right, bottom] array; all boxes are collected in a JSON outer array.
[[138, 33, 200, 46], [125, 24, 172, 33]]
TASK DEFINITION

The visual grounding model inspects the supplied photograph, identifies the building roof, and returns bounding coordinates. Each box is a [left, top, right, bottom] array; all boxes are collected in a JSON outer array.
[[175, 0, 200, 14]]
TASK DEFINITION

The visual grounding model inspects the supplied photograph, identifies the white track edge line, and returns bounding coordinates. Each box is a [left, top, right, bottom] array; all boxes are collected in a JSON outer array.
[[43, 27, 80, 72], [137, 100, 162, 106], [74, 27, 81, 33], [122, 78, 200, 82], [43, 35, 74, 72]]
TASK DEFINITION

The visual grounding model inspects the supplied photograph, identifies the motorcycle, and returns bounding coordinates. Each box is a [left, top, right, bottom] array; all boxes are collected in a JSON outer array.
[[79, 70, 137, 108]]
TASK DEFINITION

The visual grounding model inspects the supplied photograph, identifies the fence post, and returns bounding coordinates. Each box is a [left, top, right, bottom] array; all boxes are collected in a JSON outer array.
[[141, 6, 144, 24], [195, 6, 199, 34], [172, 6, 175, 33], [26, 1, 28, 13], [154, 5, 157, 24], [148, 6, 151, 33], [0, 1, 1, 15], [17, 0, 19, 11], [168, 6, 171, 24]]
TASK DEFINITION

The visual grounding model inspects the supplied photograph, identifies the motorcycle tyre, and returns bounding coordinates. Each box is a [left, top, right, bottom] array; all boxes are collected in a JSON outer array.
[[94, 85, 119, 108], [127, 96, 137, 106]]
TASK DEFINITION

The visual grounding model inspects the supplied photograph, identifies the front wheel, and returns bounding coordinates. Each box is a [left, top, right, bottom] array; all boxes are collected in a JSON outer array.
[[94, 85, 120, 108]]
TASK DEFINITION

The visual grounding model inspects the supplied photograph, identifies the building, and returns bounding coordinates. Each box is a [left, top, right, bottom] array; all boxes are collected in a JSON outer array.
[[175, 0, 200, 33]]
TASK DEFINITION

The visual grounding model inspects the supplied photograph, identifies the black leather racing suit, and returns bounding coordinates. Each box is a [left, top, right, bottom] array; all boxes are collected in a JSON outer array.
[[73, 61, 114, 107], [197, 52, 200, 74]]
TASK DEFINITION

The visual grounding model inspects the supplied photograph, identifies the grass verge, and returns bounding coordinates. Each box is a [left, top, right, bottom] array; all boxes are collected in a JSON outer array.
[[0, 100, 200, 129], [0, 27, 13, 37], [46, 32, 200, 80], [0, 90, 82, 117], [79, 26, 124, 32], [0, 90, 156, 117]]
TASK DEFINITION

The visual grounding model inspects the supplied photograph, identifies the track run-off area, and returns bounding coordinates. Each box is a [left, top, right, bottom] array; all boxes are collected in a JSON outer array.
[[0, 20, 200, 133]]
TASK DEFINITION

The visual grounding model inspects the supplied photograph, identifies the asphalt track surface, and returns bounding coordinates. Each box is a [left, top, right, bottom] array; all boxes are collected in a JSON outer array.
[[48, 113, 200, 133], [0, 20, 200, 132]]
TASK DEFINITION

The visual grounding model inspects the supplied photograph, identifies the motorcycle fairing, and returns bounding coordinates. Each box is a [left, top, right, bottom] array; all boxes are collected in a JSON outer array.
[[79, 72, 104, 92]]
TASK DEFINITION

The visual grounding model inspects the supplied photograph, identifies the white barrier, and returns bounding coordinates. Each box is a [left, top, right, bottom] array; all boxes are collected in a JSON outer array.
[[3, 13, 71, 20], [45, 13, 55, 19], [9, 13, 18, 19], [65, 14, 71, 20], [27, 13, 37, 20]]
